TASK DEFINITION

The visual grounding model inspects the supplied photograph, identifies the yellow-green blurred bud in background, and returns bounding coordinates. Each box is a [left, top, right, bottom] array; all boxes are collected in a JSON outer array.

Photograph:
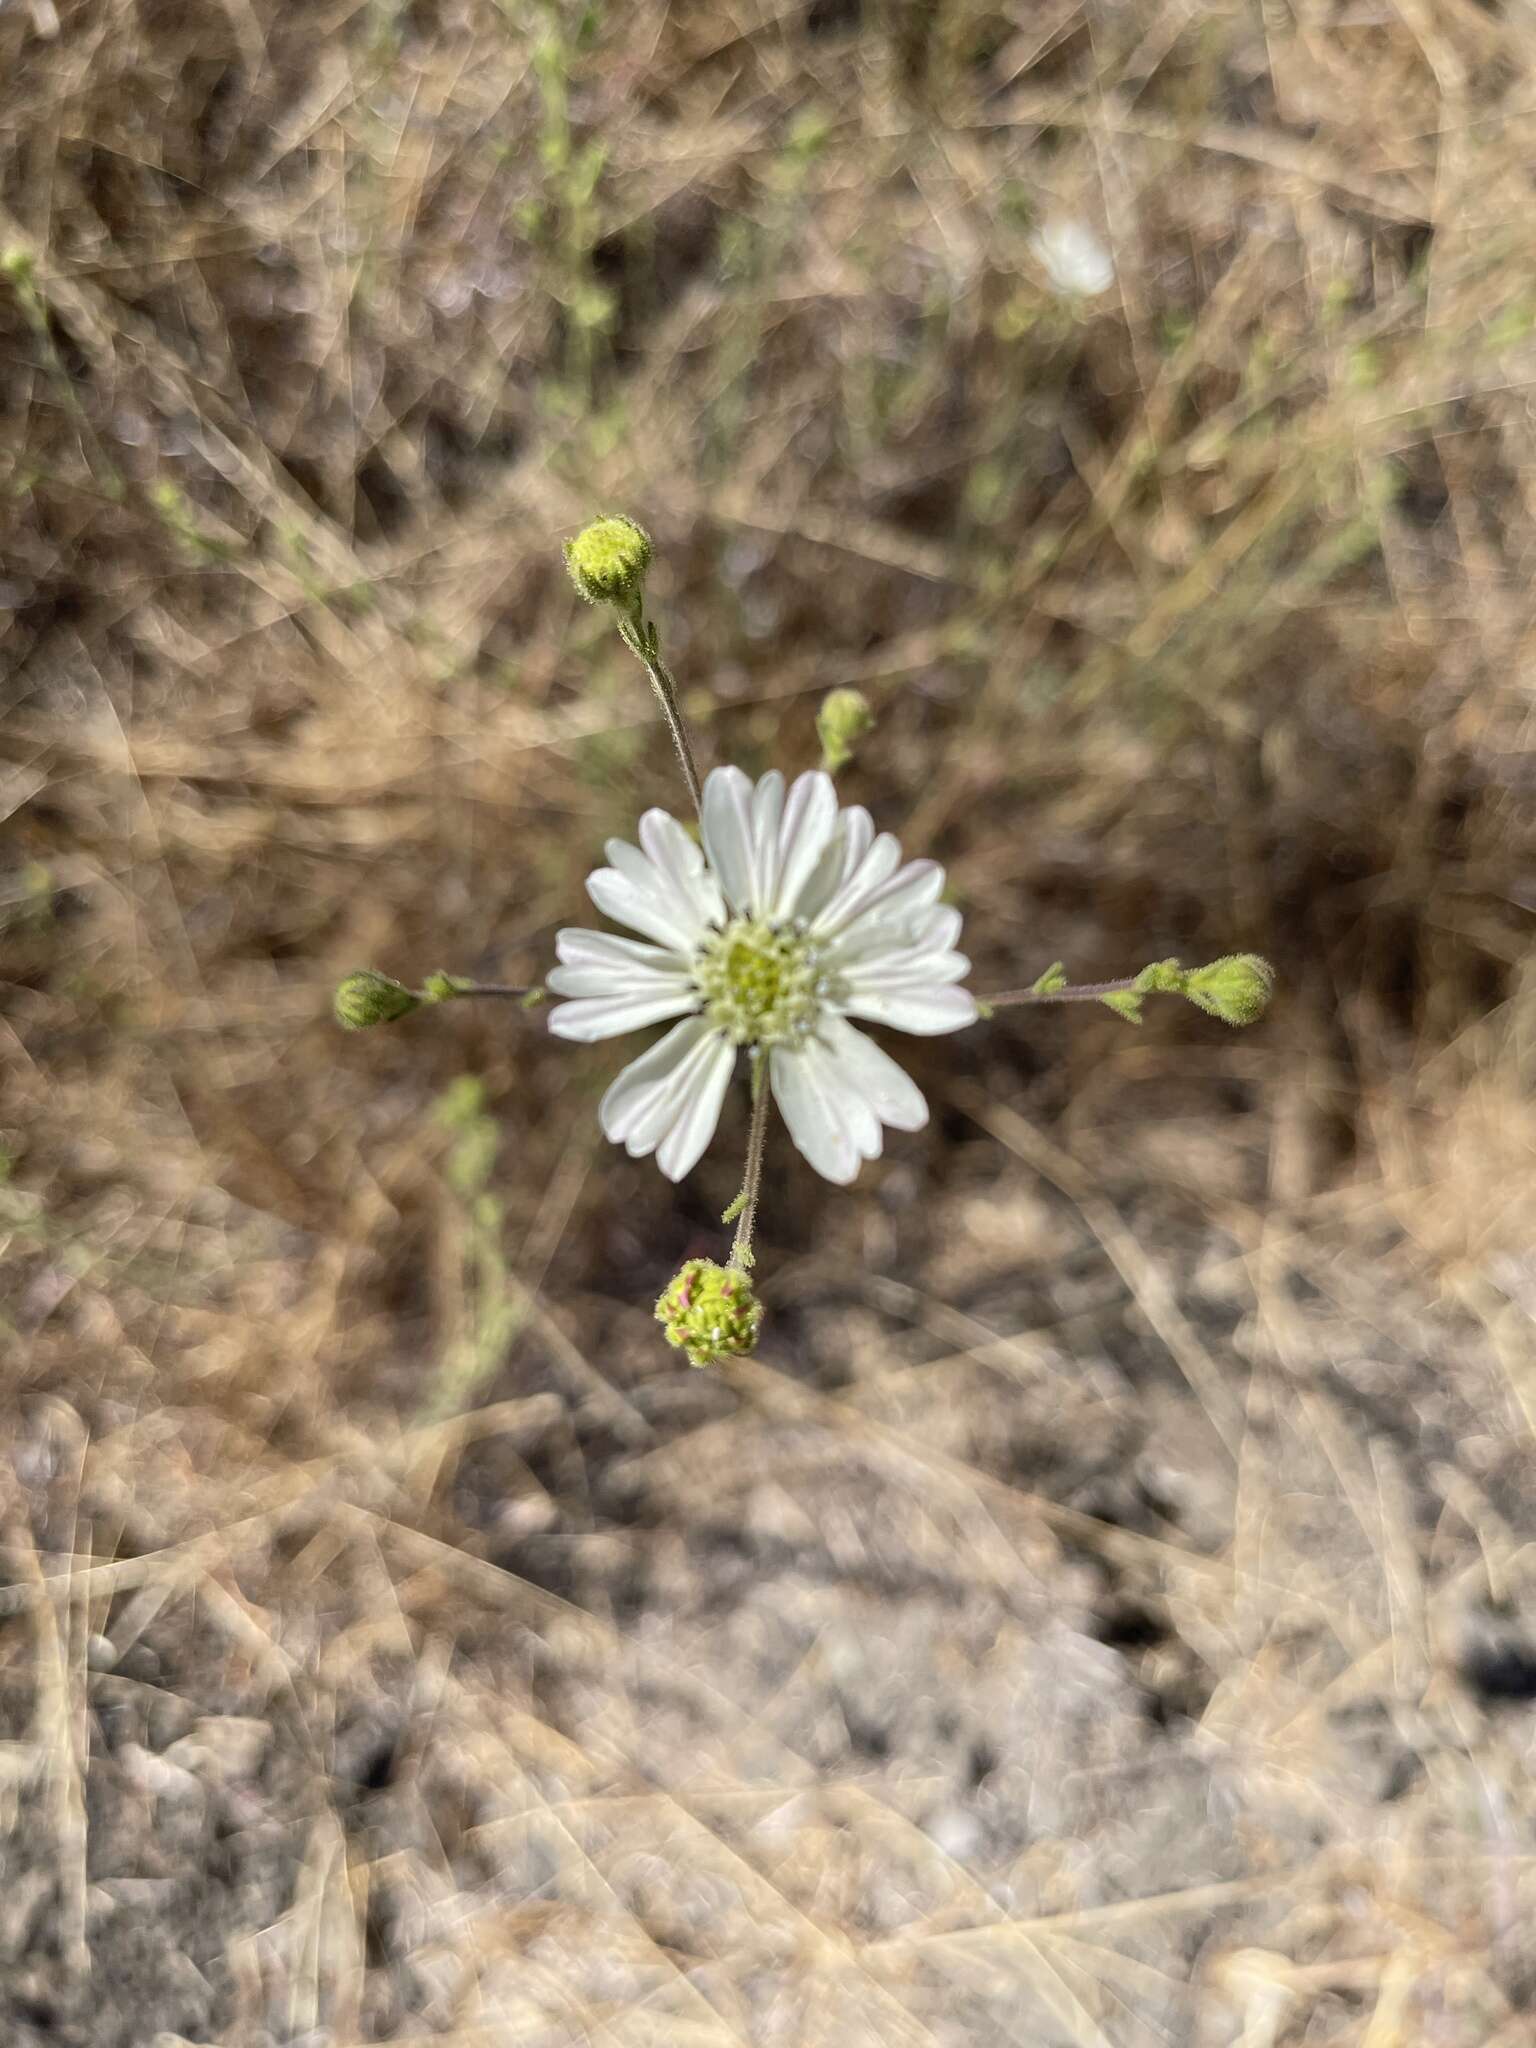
[[563, 515, 652, 614], [334, 969, 421, 1030], [816, 687, 875, 775], [655, 1258, 763, 1369]]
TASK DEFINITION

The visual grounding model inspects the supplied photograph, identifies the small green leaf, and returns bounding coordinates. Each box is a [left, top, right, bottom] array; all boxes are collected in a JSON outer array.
[[1099, 991, 1144, 1024]]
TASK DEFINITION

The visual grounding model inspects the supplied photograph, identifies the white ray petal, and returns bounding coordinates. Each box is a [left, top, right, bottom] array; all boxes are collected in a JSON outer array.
[[601, 1016, 718, 1147], [549, 927, 695, 1000], [654, 1032, 737, 1181], [637, 808, 726, 931], [807, 832, 904, 938], [700, 766, 757, 915], [547, 963, 693, 999], [838, 948, 972, 995], [823, 858, 945, 949], [838, 984, 978, 1035], [587, 859, 706, 952], [766, 771, 839, 921], [748, 769, 784, 913], [828, 900, 964, 968], [598, 1019, 737, 1180], [790, 804, 876, 923], [770, 1037, 880, 1185], [555, 927, 692, 976], [817, 1015, 929, 1133], [548, 986, 701, 1042]]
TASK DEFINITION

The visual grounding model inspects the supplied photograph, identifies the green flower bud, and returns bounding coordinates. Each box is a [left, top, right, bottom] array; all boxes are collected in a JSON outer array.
[[563, 515, 653, 612], [333, 969, 420, 1030], [816, 687, 876, 774], [1182, 954, 1275, 1027], [655, 1258, 763, 1370]]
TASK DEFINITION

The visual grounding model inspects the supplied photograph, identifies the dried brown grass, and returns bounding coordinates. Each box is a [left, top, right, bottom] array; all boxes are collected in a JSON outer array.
[[3, 1, 1536, 2042]]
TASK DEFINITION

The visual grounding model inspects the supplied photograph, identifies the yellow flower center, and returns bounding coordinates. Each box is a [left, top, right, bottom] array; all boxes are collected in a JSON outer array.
[[694, 916, 825, 1046]]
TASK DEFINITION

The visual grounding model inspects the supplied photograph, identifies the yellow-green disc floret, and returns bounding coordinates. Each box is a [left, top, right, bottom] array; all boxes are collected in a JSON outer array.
[[693, 916, 827, 1047]]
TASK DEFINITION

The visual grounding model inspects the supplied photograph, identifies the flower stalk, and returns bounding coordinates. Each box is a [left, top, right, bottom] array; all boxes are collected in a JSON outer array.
[[981, 955, 1273, 1028], [565, 514, 703, 816], [727, 1057, 772, 1271], [334, 968, 543, 1028], [333, 513, 1279, 1369], [614, 611, 704, 818]]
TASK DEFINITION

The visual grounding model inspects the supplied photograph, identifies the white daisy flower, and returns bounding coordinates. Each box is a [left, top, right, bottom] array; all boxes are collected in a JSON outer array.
[[547, 766, 976, 1185]]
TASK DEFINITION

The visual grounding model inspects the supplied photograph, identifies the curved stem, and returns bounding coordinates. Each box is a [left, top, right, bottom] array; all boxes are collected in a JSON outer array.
[[729, 1060, 772, 1272]]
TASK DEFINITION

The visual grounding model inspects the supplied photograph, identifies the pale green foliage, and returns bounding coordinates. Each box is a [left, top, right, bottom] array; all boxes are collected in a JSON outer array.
[[424, 1076, 527, 1420]]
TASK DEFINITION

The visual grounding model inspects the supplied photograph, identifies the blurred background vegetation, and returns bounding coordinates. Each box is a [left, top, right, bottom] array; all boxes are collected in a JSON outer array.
[[3, 2, 1536, 2043]]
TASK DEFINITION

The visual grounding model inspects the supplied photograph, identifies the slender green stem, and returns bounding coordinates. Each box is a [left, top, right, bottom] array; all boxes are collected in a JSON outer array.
[[982, 976, 1139, 1009], [729, 1060, 772, 1272], [617, 615, 703, 817], [422, 973, 544, 1006], [446, 982, 539, 1001]]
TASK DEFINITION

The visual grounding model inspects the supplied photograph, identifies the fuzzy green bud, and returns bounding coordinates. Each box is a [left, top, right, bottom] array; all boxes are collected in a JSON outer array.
[[334, 969, 421, 1030], [816, 688, 876, 775], [655, 1258, 763, 1370], [563, 515, 652, 612], [1182, 954, 1274, 1027]]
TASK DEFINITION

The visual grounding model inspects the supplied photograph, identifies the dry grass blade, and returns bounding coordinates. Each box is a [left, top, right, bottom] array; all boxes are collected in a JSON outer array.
[[4, 0, 1536, 2041]]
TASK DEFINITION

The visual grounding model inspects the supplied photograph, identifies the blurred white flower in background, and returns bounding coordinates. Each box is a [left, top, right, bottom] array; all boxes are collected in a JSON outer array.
[[1029, 218, 1116, 298]]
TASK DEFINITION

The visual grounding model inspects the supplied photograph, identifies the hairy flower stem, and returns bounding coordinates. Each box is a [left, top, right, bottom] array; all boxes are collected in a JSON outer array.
[[983, 976, 1140, 1009], [728, 1062, 772, 1271], [423, 976, 543, 1005], [449, 982, 538, 1001], [617, 614, 703, 818]]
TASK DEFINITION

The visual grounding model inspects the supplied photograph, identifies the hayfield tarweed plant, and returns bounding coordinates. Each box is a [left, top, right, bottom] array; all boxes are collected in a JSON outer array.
[[336, 516, 1273, 1367]]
